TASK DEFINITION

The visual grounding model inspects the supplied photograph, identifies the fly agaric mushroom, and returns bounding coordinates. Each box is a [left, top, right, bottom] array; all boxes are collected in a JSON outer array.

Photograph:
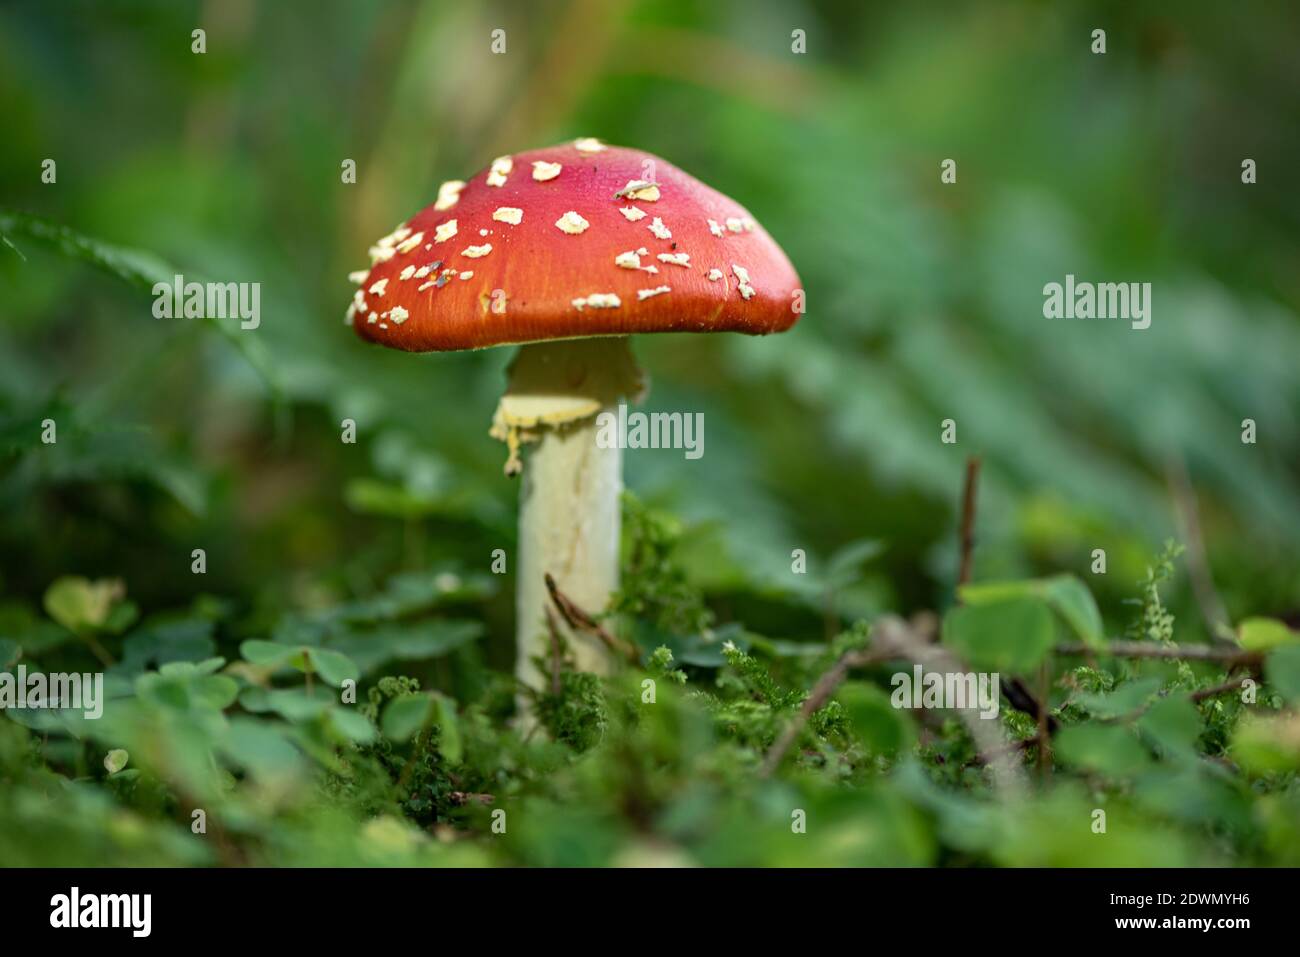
[[345, 139, 801, 693]]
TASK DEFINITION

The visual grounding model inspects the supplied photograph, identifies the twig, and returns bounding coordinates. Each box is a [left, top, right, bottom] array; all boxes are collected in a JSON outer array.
[[949, 458, 1056, 735], [1167, 456, 1234, 644], [1003, 676, 1059, 732], [1037, 663, 1051, 779], [759, 646, 887, 778], [957, 455, 982, 589], [963, 735, 1039, 769], [449, 791, 495, 806], [78, 632, 117, 669], [1074, 662, 1259, 724], [544, 573, 639, 664], [872, 617, 1027, 797], [761, 616, 1028, 797], [1055, 641, 1261, 665], [1190, 674, 1253, 703]]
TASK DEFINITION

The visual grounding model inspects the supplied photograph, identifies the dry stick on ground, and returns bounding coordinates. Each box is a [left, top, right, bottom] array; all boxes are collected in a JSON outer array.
[[953, 453, 1055, 732], [761, 617, 1028, 797], [1167, 455, 1235, 645], [544, 572, 640, 664], [874, 617, 1027, 796], [957, 455, 982, 589], [1055, 641, 1262, 666], [759, 645, 889, 779]]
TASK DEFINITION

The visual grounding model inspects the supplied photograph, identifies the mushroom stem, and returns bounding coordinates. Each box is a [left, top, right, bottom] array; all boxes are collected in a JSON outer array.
[[517, 406, 622, 681], [491, 338, 645, 699]]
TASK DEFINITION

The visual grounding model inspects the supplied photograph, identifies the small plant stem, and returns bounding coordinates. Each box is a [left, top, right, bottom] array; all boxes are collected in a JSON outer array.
[[1190, 674, 1252, 702], [957, 455, 981, 591], [760, 646, 887, 778], [1166, 456, 1234, 644], [1037, 663, 1051, 780], [78, 630, 116, 668], [545, 573, 639, 664]]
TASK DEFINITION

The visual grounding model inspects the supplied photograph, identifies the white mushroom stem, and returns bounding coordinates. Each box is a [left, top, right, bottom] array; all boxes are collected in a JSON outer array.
[[490, 338, 645, 698], [517, 413, 622, 680]]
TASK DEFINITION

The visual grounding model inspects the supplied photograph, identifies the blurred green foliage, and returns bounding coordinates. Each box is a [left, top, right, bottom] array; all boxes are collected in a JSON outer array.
[[1, 0, 1298, 866]]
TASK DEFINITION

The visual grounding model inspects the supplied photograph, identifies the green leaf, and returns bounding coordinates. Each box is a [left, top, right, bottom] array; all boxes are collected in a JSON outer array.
[[1136, 695, 1203, 758], [43, 576, 126, 633], [344, 478, 441, 520], [1265, 643, 1300, 703], [942, 597, 1055, 672], [239, 639, 297, 667], [328, 708, 378, 745], [190, 675, 239, 711], [434, 694, 462, 764], [305, 648, 359, 688], [825, 538, 886, 588], [1131, 766, 1249, 829], [103, 749, 129, 774], [382, 694, 434, 742], [0, 208, 281, 399], [1074, 676, 1163, 719], [239, 686, 330, 717], [121, 617, 217, 672], [103, 601, 139, 635], [837, 682, 912, 755], [1232, 714, 1300, 774], [1040, 575, 1105, 648], [1055, 723, 1152, 776], [238, 641, 357, 687], [1239, 617, 1298, 652], [960, 574, 1104, 648], [136, 670, 237, 712], [220, 718, 305, 780]]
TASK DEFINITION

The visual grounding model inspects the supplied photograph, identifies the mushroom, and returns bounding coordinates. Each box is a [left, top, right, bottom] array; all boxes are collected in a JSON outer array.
[[345, 140, 802, 698]]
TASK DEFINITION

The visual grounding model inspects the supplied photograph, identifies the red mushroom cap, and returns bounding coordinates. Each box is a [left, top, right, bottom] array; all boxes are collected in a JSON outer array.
[[345, 141, 803, 352]]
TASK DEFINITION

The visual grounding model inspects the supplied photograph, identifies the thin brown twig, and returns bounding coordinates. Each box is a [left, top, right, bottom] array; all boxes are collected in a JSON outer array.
[[761, 617, 1028, 797], [951, 456, 1056, 735], [1037, 663, 1051, 779], [544, 573, 639, 664], [873, 617, 1028, 796], [1055, 641, 1261, 665], [1093, 669, 1259, 725], [1167, 456, 1234, 644], [957, 455, 982, 589], [759, 646, 887, 778], [1189, 674, 1253, 703]]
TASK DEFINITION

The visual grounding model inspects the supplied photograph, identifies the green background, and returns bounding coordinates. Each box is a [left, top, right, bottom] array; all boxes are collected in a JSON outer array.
[[1, 0, 1298, 867]]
